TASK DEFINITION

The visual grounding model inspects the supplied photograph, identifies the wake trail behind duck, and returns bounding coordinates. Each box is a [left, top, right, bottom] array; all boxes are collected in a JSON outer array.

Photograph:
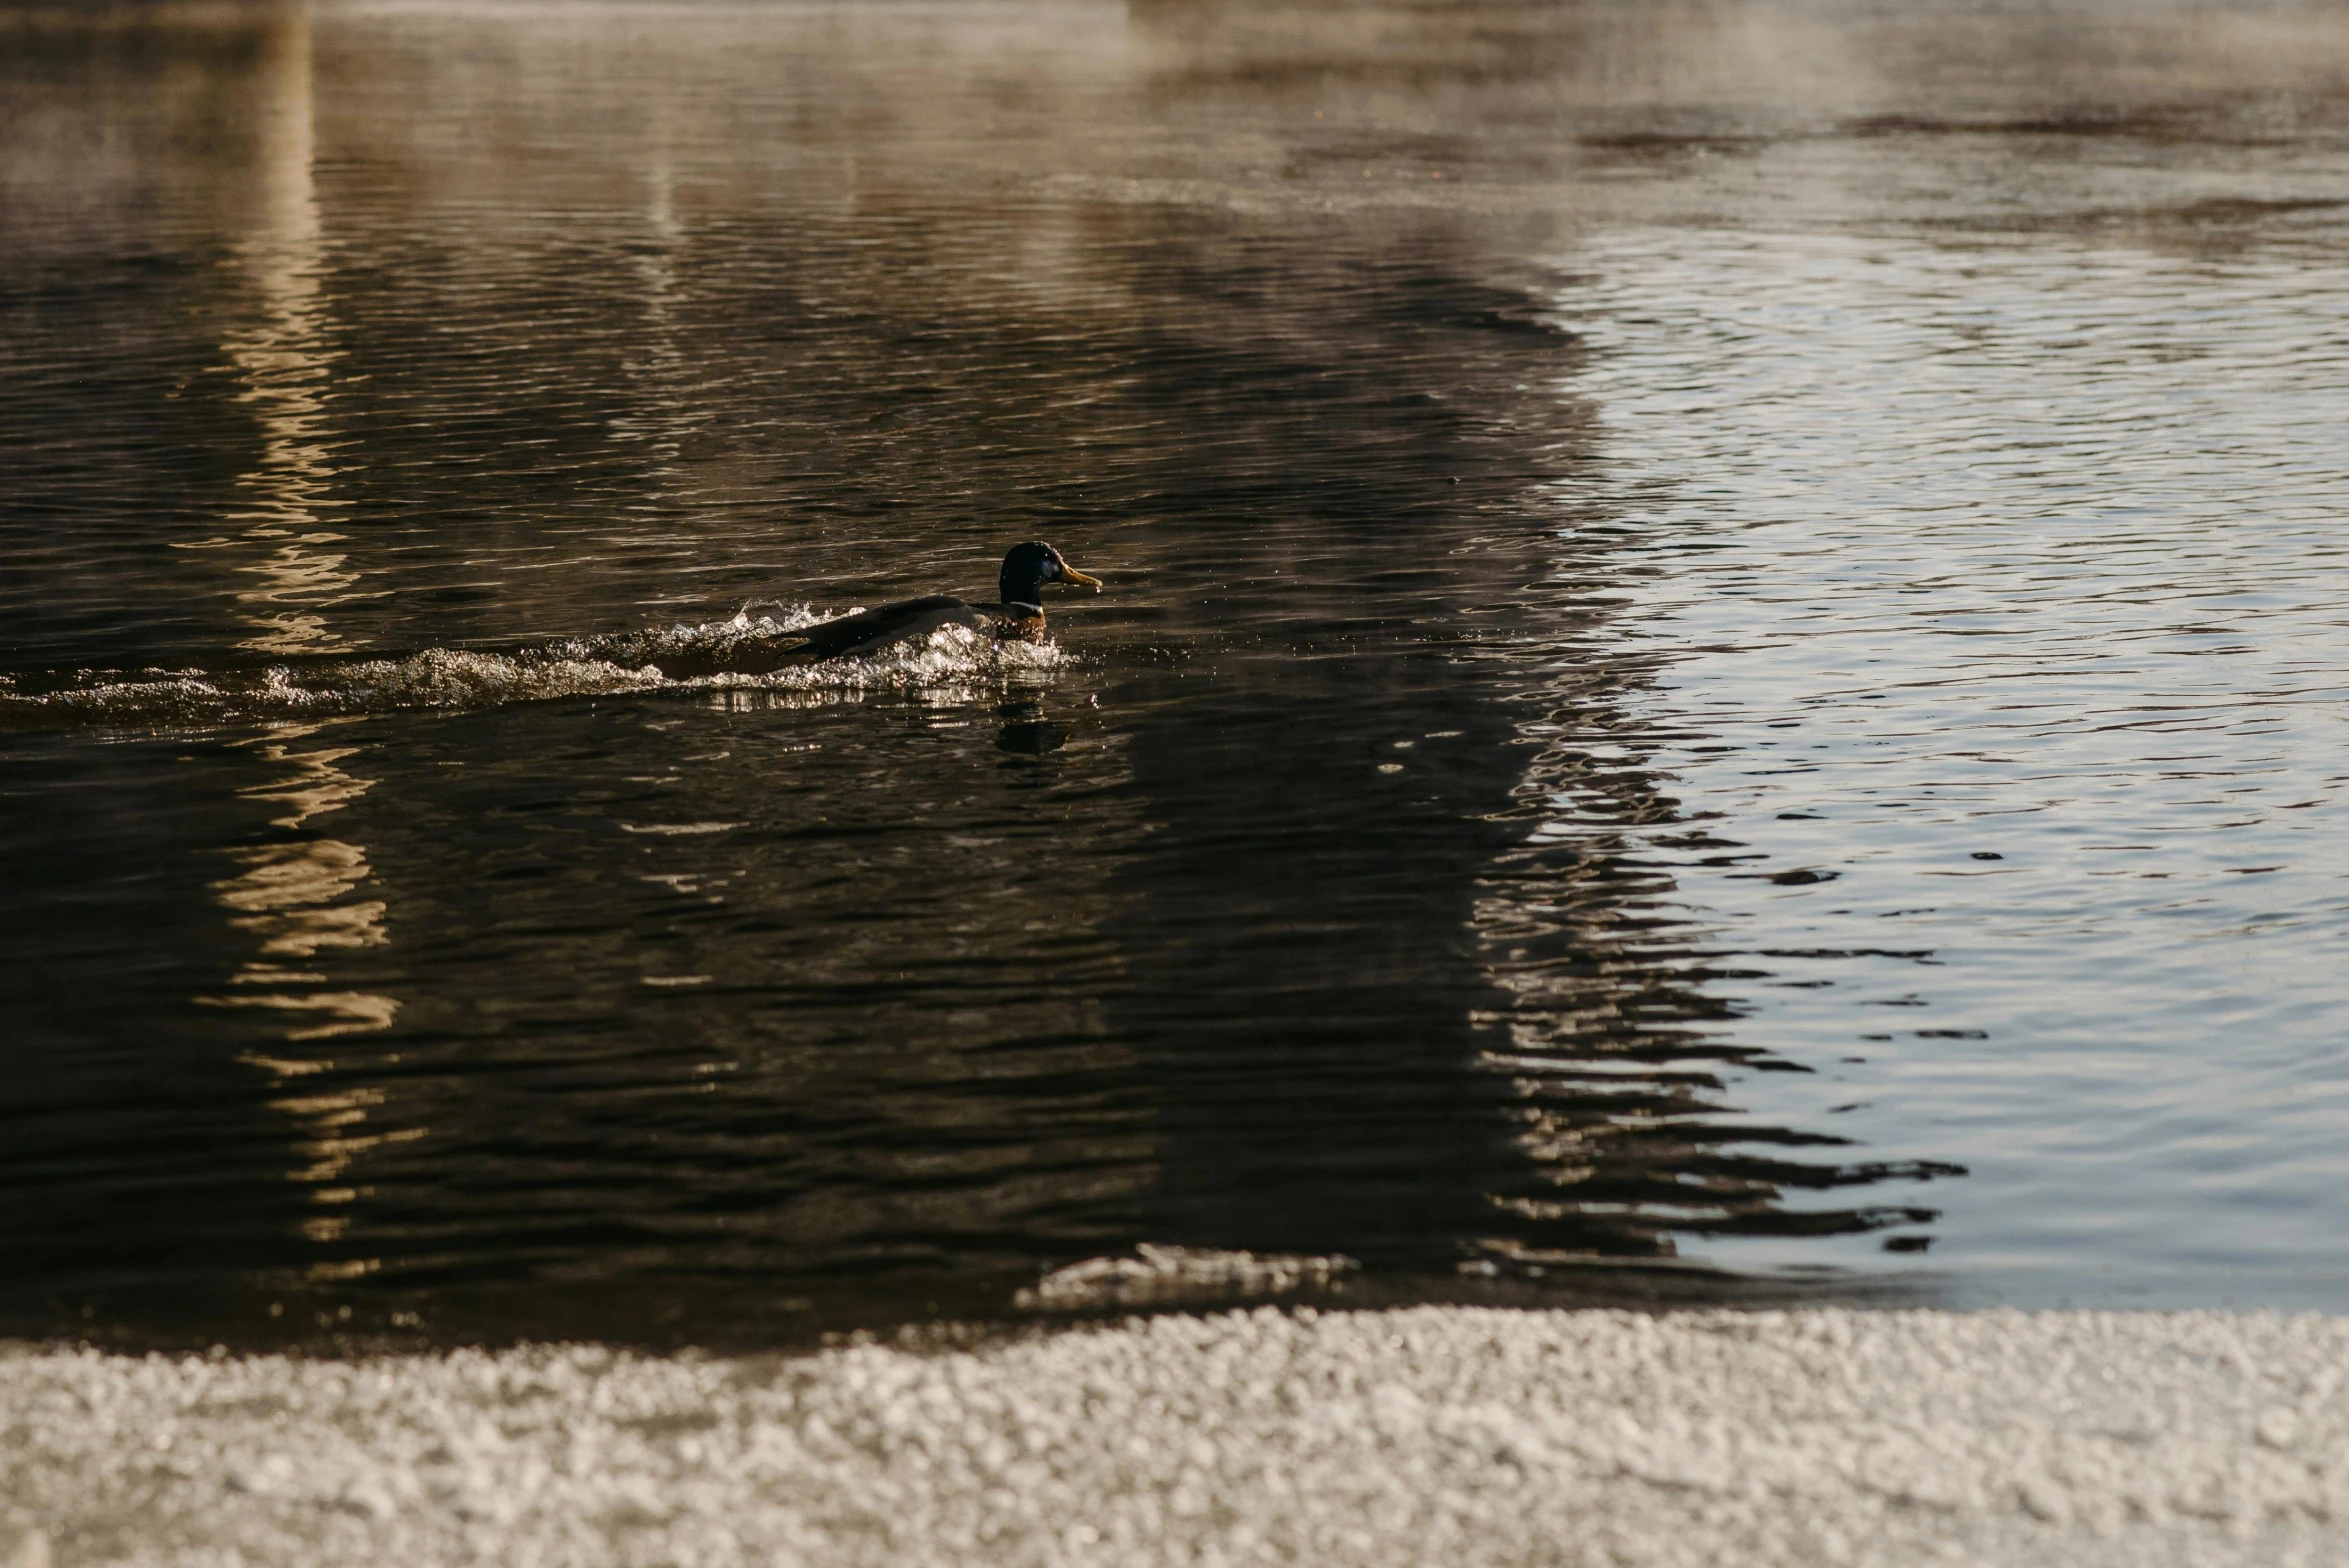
[[0, 606, 1064, 733]]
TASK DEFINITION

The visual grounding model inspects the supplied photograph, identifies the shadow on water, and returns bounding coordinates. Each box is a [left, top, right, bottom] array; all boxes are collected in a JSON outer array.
[[1100, 265, 1573, 1268], [1079, 218, 1959, 1297]]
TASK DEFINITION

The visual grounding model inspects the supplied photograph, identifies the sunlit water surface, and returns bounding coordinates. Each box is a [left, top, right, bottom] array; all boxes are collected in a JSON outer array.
[[4, 0, 2348, 1345]]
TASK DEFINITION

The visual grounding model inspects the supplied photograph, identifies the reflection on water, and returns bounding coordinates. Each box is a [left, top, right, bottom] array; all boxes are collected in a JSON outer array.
[[4, 0, 2349, 1344], [162, 8, 410, 1279], [207, 722, 407, 1271], [193, 7, 360, 656], [209, 726, 393, 1038]]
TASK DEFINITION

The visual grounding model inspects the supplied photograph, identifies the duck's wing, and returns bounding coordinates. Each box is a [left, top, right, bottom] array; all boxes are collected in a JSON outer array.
[[651, 595, 986, 679], [647, 636, 798, 681], [788, 595, 989, 661]]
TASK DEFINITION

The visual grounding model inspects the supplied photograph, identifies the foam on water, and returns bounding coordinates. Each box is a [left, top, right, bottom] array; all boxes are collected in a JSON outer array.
[[1016, 1245, 1363, 1311]]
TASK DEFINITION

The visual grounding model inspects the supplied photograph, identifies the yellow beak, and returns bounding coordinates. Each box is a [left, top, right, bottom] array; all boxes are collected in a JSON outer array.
[[1058, 563, 1104, 592]]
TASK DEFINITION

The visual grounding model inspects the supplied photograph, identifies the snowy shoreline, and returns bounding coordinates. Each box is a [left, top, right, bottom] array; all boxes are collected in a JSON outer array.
[[6, 1305, 2346, 1567]]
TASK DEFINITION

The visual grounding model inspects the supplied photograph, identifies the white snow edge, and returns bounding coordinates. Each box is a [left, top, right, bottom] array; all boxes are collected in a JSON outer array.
[[6, 1305, 2349, 1566]]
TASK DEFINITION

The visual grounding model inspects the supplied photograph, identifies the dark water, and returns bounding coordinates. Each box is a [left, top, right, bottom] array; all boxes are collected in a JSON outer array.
[[5, 0, 2349, 1347]]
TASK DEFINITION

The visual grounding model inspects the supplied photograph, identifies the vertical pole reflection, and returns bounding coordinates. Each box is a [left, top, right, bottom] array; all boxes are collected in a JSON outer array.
[[194, 6, 401, 1281], [208, 724, 394, 1044], [203, 720, 408, 1260], [612, 146, 698, 506], [214, 3, 361, 657]]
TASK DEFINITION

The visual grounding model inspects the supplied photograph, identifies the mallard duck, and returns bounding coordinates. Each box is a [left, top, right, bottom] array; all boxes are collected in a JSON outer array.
[[653, 541, 1102, 679]]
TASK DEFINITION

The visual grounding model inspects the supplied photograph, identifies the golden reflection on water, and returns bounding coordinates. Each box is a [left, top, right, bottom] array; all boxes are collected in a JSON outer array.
[[202, 720, 408, 1257], [210, 725, 395, 1039], [173, 7, 365, 657], [186, 6, 403, 1272]]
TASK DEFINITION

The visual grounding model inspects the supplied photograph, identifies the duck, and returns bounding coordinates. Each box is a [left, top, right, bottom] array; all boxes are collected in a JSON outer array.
[[651, 541, 1103, 680]]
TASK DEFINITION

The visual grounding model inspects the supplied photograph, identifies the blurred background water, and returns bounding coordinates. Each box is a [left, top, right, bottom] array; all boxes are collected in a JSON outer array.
[[3, 0, 2347, 1346]]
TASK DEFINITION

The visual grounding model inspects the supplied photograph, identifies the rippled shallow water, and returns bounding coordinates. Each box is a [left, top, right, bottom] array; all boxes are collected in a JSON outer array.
[[4, 0, 2348, 1346]]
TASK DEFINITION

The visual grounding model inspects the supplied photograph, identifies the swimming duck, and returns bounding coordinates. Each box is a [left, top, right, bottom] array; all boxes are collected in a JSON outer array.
[[652, 541, 1102, 679]]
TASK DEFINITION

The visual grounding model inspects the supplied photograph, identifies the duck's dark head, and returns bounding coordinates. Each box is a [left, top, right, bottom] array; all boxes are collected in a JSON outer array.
[[998, 541, 1103, 611]]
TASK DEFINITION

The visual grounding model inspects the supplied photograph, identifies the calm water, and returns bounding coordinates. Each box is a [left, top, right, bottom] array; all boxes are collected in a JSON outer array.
[[5, 0, 2349, 1347]]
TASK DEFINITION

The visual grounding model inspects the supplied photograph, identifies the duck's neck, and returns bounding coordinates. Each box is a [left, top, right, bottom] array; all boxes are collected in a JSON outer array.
[[999, 565, 1049, 607]]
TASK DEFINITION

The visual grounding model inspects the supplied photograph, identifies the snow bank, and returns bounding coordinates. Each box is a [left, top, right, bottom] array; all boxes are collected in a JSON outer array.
[[4, 1306, 2346, 1566]]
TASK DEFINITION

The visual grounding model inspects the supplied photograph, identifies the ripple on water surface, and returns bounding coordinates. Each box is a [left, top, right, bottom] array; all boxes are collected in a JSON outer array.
[[1508, 230, 2349, 1296]]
